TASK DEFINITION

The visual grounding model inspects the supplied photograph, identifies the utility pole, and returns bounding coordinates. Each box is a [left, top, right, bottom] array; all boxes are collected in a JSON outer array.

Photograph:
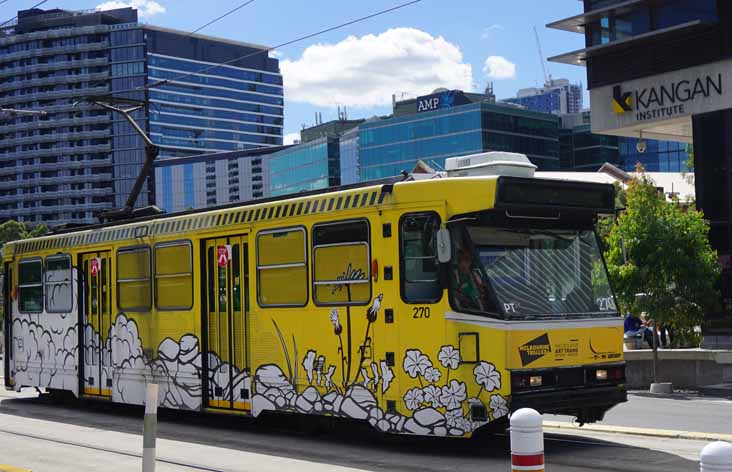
[[80, 96, 159, 221]]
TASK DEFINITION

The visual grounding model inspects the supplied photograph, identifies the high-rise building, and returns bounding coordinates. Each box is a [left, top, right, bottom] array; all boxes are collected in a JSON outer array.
[[268, 136, 341, 197], [0, 7, 282, 227], [154, 147, 282, 212], [504, 78, 583, 115]]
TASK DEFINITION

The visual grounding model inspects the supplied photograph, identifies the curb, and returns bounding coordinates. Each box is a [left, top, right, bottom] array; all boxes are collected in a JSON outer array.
[[543, 421, 732, 442]]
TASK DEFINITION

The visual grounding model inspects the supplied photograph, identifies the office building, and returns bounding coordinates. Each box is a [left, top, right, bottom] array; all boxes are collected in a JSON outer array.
[[504, 78, 583, 115], [154, 147, 284, 213], [548, 0, 729, 346], [559, 111, 690, 172], [359, 90, 560, 180], [0, 7, 282, 227], [269, 136, 340, 197]]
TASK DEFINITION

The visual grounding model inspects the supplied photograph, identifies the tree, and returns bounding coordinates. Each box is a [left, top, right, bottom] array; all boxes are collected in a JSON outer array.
[[0, 220, 47, 250], [604, 172, 719, 365]]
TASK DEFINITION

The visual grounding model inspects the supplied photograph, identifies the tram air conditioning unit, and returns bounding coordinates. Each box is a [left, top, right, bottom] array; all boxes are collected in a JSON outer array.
[[445, 151, 537, 178]]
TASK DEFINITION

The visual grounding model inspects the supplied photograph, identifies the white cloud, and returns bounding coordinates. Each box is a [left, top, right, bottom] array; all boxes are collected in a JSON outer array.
[[270, 50, 285, 59], [483, 56, 516, 80], [481, 24, 503, 40], [283, 132, 300, 145], [96, 0, 165, 17], [280, 28, 474, 108]]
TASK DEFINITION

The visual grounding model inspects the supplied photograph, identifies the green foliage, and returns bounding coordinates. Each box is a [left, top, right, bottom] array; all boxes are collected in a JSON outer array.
[[0, 220, 47, 250], [604, 173, 719, 345]]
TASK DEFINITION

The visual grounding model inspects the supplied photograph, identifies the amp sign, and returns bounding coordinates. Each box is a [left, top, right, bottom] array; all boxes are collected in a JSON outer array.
[[416, 90, 470, 113]]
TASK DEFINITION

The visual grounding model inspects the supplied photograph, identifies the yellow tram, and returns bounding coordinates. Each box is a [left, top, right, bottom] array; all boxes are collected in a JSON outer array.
[[2, 173, 626, 437]]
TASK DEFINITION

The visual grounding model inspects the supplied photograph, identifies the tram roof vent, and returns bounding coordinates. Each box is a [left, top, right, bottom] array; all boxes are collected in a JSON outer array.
[[444, 151, 537, 178]]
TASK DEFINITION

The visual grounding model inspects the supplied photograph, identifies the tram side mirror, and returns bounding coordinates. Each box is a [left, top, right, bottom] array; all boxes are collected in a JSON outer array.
[[436, 228, 452, 264]]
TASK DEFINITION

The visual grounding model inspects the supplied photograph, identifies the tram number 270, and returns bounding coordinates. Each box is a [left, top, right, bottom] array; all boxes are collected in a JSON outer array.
[[413, 307, 431, 319]]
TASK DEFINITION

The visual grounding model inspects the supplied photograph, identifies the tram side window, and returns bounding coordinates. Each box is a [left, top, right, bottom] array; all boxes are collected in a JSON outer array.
[[400, 213, 441, 303], [312, 220, 371, 305], [45, 254, 72, 313], [257, 227, 307, 306], [154, 241, 193, 310], [18, 258, 43, 313], [117, 246, 151, 311]]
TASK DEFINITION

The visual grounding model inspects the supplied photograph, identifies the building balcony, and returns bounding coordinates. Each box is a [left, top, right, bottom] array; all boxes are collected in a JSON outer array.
[[0, 57, 109, 78], [0, 25, 110, 47], [0, 41, 110, 64], [2, 130, 110, 147], [0, 71, 109, 92], [0, 114, 110, 133], [1, 173, 113, 189], [0, 85, 110, 106], [0, 158, 112, 176], [0, 143, 111, 160]]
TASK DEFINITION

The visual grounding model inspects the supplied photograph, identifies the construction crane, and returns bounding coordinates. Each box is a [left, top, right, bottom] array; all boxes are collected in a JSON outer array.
[[533, 26, 551, 87]]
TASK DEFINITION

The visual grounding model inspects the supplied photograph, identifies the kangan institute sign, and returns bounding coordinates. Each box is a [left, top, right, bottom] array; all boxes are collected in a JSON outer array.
[[591, 58, 732, 134]]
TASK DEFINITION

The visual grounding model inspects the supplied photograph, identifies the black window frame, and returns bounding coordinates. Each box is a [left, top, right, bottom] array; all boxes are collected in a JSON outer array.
[[44, 253, 73, 314], [153, 239, 194, 311], [311, 218, 372, 307], [116, 244, 152, 312], [399, 211, 443, 304], [18, 257, 43, 314]]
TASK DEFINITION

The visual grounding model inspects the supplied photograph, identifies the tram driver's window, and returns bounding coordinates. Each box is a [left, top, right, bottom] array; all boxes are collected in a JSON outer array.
[[257, 227, 307, 307], [117, 246, 151, 311], [18, 258, 43, 313], [154, 241, 193, 310], [312, 220, 371, 305], [400, 213, 441, 303]]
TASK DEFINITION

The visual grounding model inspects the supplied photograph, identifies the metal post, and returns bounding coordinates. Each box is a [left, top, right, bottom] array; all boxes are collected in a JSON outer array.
[[701, 441, 732, 471], [510, 408, 545, 472], [142, 383, 159, 472]]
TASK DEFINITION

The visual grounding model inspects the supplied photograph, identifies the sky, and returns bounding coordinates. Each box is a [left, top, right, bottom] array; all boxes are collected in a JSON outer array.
[[2, 0, 589, 143]]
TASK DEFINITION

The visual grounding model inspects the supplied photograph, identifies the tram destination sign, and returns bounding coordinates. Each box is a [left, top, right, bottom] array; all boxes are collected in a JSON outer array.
[[591, 58, 732, 133]]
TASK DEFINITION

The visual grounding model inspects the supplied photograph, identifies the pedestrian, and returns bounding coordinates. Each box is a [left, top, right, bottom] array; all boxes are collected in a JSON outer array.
[[624, 312, 655, 349]]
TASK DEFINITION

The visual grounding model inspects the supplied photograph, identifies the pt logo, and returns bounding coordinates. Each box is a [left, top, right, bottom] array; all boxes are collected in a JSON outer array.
[[518, 333, 552, 366], [612, 85, 632, 114]]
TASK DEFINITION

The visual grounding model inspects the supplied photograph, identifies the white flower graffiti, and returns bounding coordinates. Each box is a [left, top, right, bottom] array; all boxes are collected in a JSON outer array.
[[422, 384, 442, 408], [380, 360, 394, 394], [324, 365, 336, 389], [303, 350, 317, 384], [445, 408, 463, 429], [473, 361, 501, 392], [440, 380, 467, 410], [490, 394, 509, 419], [404, 387, 424, 410], [424, 366, 441, 383], [438, 345, 460, 370], [329, 308, 342, 335], [403, 349, 432, 378]]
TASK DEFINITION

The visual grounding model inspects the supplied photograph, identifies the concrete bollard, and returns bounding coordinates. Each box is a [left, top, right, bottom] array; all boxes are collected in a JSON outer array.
[[701, 441, 732, 472], [142, 383, 159, 472], [510, 408, 545, 472]]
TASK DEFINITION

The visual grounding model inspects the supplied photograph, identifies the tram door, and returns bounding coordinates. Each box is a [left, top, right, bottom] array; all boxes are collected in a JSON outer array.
[[204, 236, 250, 410], [81, 252, 113, 398]]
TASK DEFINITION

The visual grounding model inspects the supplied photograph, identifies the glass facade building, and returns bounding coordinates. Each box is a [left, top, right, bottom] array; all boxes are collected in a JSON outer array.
[[154, 148, 275, 212], [0, 7, 282, 227], [269, 137, 340, 196], [359, 102, 560, 180], [504, 79, 583, 115], [619, 138, 691, 172]]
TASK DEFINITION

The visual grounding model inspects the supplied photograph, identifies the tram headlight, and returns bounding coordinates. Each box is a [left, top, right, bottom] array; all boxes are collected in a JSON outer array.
[[595, 369, 608, 381], [529, 375, 543, 387]]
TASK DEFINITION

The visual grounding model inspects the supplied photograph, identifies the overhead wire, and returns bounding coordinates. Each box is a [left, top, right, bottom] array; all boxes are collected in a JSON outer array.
[[188, 0, 257, 36], [142, 0, 422, 92], [0, 0, 49, 28]]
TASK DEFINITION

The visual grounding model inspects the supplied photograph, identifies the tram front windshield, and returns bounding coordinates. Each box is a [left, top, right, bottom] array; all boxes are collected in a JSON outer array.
[[449, 225, 618, 320]]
